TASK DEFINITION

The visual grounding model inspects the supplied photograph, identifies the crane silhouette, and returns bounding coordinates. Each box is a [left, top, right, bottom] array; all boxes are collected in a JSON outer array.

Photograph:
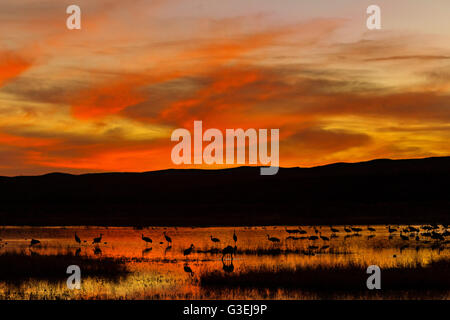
[[184, 244, 194, 256], [74, 233, 81, 245], [184, 263, 194, 276], [210, 235, 220, 243], [266, 234, 280, 243], [92, 234, 103, 245], [142, 234, 152, 245], [367, 226, 376, 232], [233, 230, 237, 243], [222, 245, 236, 259], [330, 226, 339, 233], [163, 232, 172, 244], [30, 239, 40, 246], [400, 232, 409, 241], [319, 232, 329, 241], [388, 226, 397, 233]]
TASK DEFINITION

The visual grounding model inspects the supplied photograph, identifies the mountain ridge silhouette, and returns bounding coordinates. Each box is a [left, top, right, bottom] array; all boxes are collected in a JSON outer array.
[[0, 156, 448, 226]]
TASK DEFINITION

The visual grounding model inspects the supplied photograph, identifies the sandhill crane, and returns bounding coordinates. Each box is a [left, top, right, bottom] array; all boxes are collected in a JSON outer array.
[[184, 264, 194, 276], [92, 234, 103, 245], [210, 235, 220, 243], [308, 235, 318, 241], [142, 234, 152, 245], [319, 232, 329, 241], [344, 226, 351, 233], [367, 226, 376, 232], [351, 227, 362, 233], [330, 226, 339, 233], [388, 226, 397, 233], [285, 228, 300, 234], [233, 230, 237, 243], [184, 244, 194, 256], [30, 239, 40, 246], [298, 228, 307, 234], [431, 232, 444, 241], [400, 233, 409, 241], [222, 245, 236, 259], [74, 233, 81, 244], [409, 226, 419, 232], [142, 247, 152, 255], [314, 227, 319, 234], [93, 247, 102, 255], [267, 234, 280, 243], [163, 232, 172, 244]]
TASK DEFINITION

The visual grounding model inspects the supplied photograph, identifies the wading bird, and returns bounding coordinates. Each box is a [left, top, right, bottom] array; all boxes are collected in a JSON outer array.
[[222, 245, 236, 259], [330, 226, 339, 233], [184, 244, 194, 256], [388, 226, 397, 233], [163, 232, 172, 245], [74, 233, 81, 244], [319, 232, 329, 241], [344, 226, 351, 233], [233, 230, 237, 243], [367, 226, 376, 232], [210, 235, 220, 243], [400, 233, 409, 241], [142, 234, 152, 245], [30, 239, 40, 246], [184, 264, 194, 276], [267, 234, 280, 243], [92, 234, 103, 245]]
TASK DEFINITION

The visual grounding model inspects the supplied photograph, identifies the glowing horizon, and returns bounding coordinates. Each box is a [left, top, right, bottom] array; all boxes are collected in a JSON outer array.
[[1, 0, 450, 176]]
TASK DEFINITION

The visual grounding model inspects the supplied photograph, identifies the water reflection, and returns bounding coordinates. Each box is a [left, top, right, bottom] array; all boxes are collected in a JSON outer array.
[[0, 224, 448, 299]]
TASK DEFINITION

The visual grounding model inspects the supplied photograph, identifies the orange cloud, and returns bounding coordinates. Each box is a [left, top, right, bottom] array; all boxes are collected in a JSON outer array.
[[0, 51, 31, 87]]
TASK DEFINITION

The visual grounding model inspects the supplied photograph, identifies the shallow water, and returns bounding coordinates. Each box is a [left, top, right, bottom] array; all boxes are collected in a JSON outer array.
[[0, 225, 448, 299]]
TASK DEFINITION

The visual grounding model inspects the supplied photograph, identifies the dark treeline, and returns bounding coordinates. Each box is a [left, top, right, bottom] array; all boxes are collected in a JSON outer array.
[[0, 157, 449, 226]]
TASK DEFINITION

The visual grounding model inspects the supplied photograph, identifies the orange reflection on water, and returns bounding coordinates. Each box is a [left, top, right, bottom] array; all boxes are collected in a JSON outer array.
[[0, 225, 448, 299]]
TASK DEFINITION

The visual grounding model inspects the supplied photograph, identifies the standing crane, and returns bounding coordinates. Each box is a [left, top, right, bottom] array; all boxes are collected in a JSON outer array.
[[184, 244, 194, 256], [74, 233, 81, 244], [210, 235, 220, 243], [163, 232, 172, 245], [142, 234, 152, 245], [92, 234, 103, 245], [30, 239, 40, 246], [267, 234, 280, 243]]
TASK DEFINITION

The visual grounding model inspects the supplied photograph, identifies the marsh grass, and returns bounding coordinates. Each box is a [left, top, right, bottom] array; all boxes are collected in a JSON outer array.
[[200, 258, 450, 292], [0, 251, 129, 284]]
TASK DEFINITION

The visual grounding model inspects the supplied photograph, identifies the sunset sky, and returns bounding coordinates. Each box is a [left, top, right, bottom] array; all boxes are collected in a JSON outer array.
[[1, 0, 449, 176]]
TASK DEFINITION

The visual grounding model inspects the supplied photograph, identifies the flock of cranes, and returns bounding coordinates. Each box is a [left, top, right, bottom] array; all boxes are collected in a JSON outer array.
[[2, 224, 447, 275], [3, 224, 447, 251]]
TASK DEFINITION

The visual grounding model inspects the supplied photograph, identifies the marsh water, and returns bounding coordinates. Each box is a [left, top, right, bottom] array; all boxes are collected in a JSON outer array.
[[0, 225, 449, 300]]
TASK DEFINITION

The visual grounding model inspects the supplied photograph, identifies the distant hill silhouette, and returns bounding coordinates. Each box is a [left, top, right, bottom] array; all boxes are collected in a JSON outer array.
[[0, 157, 449, 226]]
